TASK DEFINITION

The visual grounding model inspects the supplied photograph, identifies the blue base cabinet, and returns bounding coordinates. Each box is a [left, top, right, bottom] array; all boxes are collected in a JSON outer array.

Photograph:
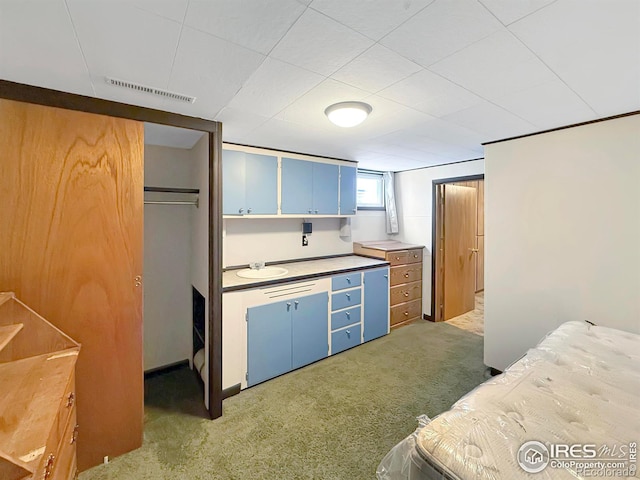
[[247, 292, 328, 387], [363, 268, 390, 342]]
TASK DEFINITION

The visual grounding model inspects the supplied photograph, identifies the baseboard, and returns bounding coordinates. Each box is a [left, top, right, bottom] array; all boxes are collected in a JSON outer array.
[[222, 383, 241, 399], [144, 359, 190, 379], [423, 313, 434, 322]]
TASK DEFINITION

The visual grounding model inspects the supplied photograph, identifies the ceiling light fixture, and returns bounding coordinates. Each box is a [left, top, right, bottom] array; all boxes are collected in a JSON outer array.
[[324, 101, 372, 128]]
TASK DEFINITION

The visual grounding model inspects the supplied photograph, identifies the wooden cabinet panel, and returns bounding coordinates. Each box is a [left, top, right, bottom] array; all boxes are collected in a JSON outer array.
[[389, 265, 422, 286], [0, 99, 143, 470], [390, 281, 422, 305], [390, 299, 422, 326]]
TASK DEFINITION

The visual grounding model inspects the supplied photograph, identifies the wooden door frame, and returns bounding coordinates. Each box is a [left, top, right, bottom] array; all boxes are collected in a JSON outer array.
[[430, 174, 484, 322], [0, 80, 224, 420]]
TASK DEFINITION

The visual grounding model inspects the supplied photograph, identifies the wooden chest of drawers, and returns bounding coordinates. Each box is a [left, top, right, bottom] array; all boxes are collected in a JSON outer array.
[[354, 241, 425, 328], [0, 292, 80, 480]]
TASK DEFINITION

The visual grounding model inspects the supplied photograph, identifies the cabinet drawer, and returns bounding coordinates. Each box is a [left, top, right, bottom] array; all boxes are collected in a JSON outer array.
[[407, 249, 423, 264], [331, 288, 361, 311], [331, 272, 361, 291], [385, 250, 409, 266], [390, 281, 422, 306], [390, 264, 422, 286], [390, 299, 422, 326], [331, 325, 361, 354], [331, 306, 361, 331]]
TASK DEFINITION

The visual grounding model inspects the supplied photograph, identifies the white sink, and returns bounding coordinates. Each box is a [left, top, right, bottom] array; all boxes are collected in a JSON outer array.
[[236, 266, 289, 279]]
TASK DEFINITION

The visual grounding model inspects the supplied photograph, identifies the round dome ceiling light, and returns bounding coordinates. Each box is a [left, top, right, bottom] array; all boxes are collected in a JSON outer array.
[[324, 101, 372, 128]]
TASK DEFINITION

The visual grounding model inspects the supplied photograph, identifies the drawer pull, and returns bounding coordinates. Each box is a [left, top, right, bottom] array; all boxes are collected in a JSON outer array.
[[384, 274, 388, 278], [395, 256, 400, 260], [403, 292, 409, 297], [404, 311, 409, 316], [346, 330, 351, 337], [414, 254, 419, 258], [346, 311, 350, 317], [43, 454, 55, 479], [71, 424, 79, 444], [66, 392, 75, 408], [346, 278, 351, 283], [404, 273, 409, 278], [346, 293, 350, 299]]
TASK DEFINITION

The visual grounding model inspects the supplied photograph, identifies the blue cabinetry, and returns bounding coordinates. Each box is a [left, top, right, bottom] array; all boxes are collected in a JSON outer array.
[[281, 157, 339, 214], [363, 268, 390, 342], [246, 291, 328, 387], [339, 165, 357, 215], [223, 149, 278, 215]]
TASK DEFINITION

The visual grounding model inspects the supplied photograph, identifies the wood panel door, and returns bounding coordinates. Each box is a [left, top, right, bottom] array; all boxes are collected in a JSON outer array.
[[443, 185, 477, 320], [0, 99, 144, 470]]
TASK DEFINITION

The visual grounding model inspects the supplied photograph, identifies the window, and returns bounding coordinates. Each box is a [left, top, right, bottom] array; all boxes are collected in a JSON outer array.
[[357, 171, 385, 210]]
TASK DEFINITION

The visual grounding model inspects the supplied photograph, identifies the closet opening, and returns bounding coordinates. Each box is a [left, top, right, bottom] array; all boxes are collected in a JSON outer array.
[[142, 122, 211, 420]]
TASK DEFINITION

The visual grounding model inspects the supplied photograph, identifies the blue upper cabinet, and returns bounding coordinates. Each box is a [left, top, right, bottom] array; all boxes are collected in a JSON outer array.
[[363, 268, 390, 342], [312, 163, 339, 214], [281, 157, 313, 214], [282, 157, 339, 215], [339, 166, 357, 215], [222, 149, 277, 215]]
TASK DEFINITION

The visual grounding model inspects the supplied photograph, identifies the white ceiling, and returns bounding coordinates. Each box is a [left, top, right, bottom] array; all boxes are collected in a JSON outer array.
[[1, 0, 638, 171]]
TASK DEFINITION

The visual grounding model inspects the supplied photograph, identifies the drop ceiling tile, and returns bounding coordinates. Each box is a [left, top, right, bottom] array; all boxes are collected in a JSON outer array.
[[275, 78, 370, 127], [429, 30, 557, 102], [227, 58, 324, 117], [185, 0, 306, 55], [493, 79, 595, 128], [509, 0, 640, 116], [380, 0, 503, 67], [67, 0, 181, 88], [479, 0, 556, 25], [442, 100, 536, 141], [331, 44, 422, 93], [215, 107, 271, 143], [168, 26, 265, 120], [378, 69, 483, 117], [130, 0, 189, 22], [269, 9, 373, 76], [309, 0, 434, 40], [407, 117, 487, 150], [0, 0, 93, 96]]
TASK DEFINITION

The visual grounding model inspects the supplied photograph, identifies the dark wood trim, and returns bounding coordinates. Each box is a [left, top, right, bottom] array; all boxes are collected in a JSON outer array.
[[209, 126, 223, 419], [483, 110, 640, 146], [222, 383, 241, 399], [422, 313, 433, 322], [222, 261, 390, 293], [144, 187, 200, 194], [223, 141, 358, 165], [394, 157, 484, 174], [431, 174, 485, 322], [488, 367, 502, 377], [0, 79, 220, 132], [0, 80, 225, 422], [143, 359, 190, 379]]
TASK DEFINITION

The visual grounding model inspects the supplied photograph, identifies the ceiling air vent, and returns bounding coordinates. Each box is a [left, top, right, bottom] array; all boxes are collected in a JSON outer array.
[[105, 77, 196, 104]]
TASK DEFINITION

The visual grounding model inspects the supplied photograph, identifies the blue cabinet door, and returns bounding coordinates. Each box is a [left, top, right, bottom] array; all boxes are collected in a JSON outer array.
[[281, 157, 313, 214], [245, 152, 278, 214], [222, 149, 246, 215], [292, 292, 328, 369], [339, 166, 357, 215], [312, 162, 339, 214], [363, 268, 390, 342], [247, 301, 292, 386]]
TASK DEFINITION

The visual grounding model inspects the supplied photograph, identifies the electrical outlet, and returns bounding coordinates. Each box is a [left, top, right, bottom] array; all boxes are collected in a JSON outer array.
[[302, 234, 308, 246]]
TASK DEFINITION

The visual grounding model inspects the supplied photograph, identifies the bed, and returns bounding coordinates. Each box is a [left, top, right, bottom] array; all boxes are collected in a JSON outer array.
[[377, 321, 640, 479]]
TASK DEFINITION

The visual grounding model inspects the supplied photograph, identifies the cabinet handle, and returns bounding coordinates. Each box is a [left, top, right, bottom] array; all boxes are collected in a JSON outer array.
[[294, 300, 299, 309], [239, 208, 244, 214], [414, 254, 419, 258], [404, 311, 409, 316], [286, 302, 291, 311], [346, 293, 350, 299], [66, 392, 75, 408], [384, 274, 388, 279], [71, 424, 79, 444], [308, 209, 313, 214], [403, 292, 409, 297], [44, 454, 55, 480], [404, 273, 409, 278], [247, 208, 252, 214], [346, 277, 351, 283], [346, 330, 351, 337], [352, 209, 356, 213], [346, 311, 350, 317], [396, 256, 400, 260]]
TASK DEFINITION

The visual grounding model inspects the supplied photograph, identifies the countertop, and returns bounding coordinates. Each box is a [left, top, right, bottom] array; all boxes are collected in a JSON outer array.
[[223, 255, 389, 292], [353, 240, 425, 252]]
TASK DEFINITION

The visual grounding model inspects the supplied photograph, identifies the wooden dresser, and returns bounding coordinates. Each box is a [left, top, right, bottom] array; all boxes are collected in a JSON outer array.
[[353, 241, 424, 328], [0, 292, 80, 480]]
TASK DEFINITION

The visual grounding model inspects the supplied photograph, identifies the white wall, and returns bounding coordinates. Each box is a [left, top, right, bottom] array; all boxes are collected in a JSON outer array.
[[190, 134, 210, 407], [485, 114, 640, 371], [223, 210, 388, 267], [394, 160, 485, 315], [143, 145, 194, 371]]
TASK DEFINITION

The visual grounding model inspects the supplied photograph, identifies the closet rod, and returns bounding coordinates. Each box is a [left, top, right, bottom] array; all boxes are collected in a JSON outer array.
[[144, 186, 199, 194], [144, 200, 199, 207]]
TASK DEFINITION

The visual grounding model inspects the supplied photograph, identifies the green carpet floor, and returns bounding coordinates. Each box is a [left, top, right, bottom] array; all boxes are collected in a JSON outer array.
[[80, 320, 486, 480]]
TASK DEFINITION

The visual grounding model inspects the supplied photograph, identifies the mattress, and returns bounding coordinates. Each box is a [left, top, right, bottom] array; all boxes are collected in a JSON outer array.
[[378, 321, 640, 480]]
